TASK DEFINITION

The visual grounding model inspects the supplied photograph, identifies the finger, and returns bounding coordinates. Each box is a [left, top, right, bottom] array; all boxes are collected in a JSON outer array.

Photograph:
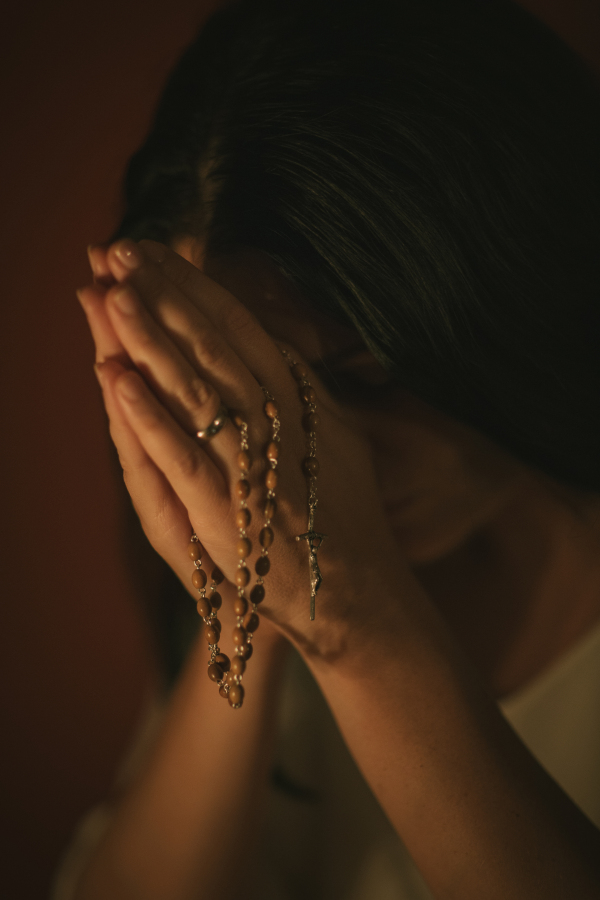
[[77, 283, 131, 367], [87, 244, 117, 287], [105, 240, 263, 409], [109, 362, 234, 560], [96, 358, 215, 589], [107, 239, 296, 404], [103, 280, 245, 474]]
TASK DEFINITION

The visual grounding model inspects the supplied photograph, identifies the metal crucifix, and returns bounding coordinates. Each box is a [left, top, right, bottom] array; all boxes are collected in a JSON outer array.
[[296, 503, 327, 620]]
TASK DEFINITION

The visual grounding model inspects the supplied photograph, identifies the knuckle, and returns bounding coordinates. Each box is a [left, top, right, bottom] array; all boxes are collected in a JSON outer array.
[[220, 301, 256, 340], [179, 376, 213, 412], [174, 445, 203, 480], [193, 329, 224, 370]]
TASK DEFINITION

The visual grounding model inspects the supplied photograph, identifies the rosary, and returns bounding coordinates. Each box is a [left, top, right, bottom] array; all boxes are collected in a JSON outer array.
[[189, 350, 326, 707]]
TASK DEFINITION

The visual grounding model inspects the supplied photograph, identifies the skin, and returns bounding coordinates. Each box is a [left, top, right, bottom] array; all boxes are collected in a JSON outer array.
[[73, 237, 600, 900]]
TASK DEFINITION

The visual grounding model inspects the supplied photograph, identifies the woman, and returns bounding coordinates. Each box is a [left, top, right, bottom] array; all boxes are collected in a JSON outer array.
[[59, 0, 600, 896]]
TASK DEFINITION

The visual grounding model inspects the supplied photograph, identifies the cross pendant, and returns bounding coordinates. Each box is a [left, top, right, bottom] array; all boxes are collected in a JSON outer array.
[[296, 507, 327, 620]]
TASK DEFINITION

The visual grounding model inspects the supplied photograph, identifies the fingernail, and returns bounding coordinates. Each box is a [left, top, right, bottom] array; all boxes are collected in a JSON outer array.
[[112, 285, 138, 315], [114, 239, 143, 270], [94, 362, 105, 386], [87, 244, 101, 274], [118, 372, 143, 401]]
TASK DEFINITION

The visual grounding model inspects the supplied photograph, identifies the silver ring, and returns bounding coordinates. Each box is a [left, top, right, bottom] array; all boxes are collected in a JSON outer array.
[[195, 402, 229, 442]]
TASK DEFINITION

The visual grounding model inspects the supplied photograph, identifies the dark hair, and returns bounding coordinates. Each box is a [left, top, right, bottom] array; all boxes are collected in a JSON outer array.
[[114, 0, 600, 677]]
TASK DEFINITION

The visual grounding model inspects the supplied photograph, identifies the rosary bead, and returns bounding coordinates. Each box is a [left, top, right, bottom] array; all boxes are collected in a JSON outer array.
[[203, 623, 220, 645], [239, 642, 254, 660], [197, 597, 211, 618], [215, 653, 230, 671], [228, 684, 244, 707], [213, 617, 222, 634], [233, 595, 248, 617], [264, 400, 279, 419], [219, 684, 229, 698], [233, 626, 248, 646], [210, 591, 222, 611], [237, 450, 252, 473], [235, 566, 250, 587], [255, 555, 271, 577], [259, 526, 274, 549], [208, 663, 223, 682], [265, 469, 278, 490], [230, 655, 246, 677], [292, 362, 308, 381], [263, 498, 277, 519], [188, 541, 202, 560], [250, 584, 265, 605], [235, 479, 251, 499], [237, 537, 252, 559], [244, 612, 260, 634], [211, 567, 225, 585], [302, 412, 320, 432], [225, 670, 237, 686], [266, 441, 279, 461], [192, 568, 207, 590], [303, 457, 320, 476], [300, 385, 316, 404], [236, 508, 251, 529]]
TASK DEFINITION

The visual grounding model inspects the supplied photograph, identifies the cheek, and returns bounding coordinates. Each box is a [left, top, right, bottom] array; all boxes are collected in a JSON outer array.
[[369, 418, 511, 563]]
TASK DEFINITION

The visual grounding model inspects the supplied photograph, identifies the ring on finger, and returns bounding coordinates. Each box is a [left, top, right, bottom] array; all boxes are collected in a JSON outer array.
[[195, 402, 230, 443]]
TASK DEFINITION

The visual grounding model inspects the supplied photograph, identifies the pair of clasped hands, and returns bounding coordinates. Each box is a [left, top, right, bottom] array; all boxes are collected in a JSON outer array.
[[78, 239, 400, 652]]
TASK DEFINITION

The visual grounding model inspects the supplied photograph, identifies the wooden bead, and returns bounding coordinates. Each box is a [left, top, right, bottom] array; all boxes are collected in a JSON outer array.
[[225, 671, 237, 686], [236, 479, 251, 499], [263, 498, 277, 519], [237, 537, 252, 559], [250, 584, 265, 605], [259, 526, 274, 548], [266, 441, 279, 461], [210, 591, 222, 611], [214, 653, 230, 672], [302, 412, 320, 432], [196, 597, 211, 618], [219, 684, 229, 698], [188, 541, 202, 560], [230, 655, 246, 677], [192, 568, 207, 590], [292, 362, 308, 381], [244, 612, 260, 634], [303, 457, 320, 476], [237, 450, 251, 473], [228, 684, 244, 707], [300, 385, 316, 404], [233, 595, 248, 616], [211, 567, 225, 585], [235, 566, 250, 587], [213, 617, 222, 634], [264, 400, 279, 419], [239, 642, 254, 660], [232, 626, 248, 646], [255, 555, 271, 577], [265, 469, 278, 490], [208, 663, 223, 682], [236, 508, 251, 529], [203, 623, 219, 645]]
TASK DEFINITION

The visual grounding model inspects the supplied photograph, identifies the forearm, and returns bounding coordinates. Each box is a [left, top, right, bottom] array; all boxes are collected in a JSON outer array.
[[73, 628, 288, 900], [294, 567, 600, 899]]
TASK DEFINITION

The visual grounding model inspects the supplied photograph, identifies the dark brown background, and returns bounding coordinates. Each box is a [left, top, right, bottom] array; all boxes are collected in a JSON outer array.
[[1, 1, 599, 897]]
